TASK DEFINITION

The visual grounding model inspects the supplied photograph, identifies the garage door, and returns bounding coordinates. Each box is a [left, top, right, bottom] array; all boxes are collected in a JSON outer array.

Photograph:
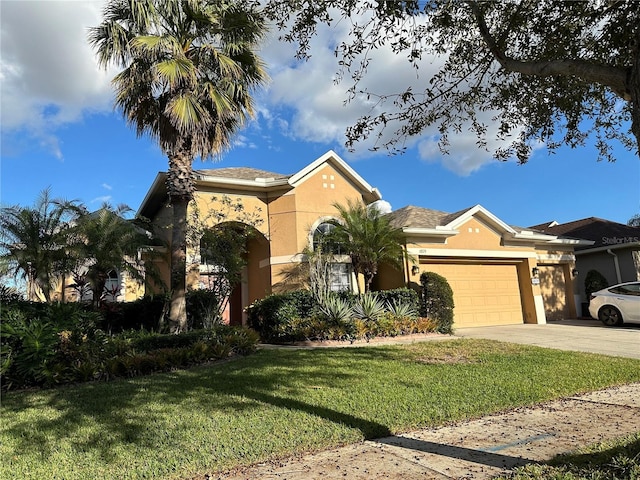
[[424, 263, 524, 327], [538, 265, 569, 321]]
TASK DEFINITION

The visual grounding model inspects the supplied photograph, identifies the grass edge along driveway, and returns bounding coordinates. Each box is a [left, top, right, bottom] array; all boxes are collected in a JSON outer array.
[[2, 338, 640, 480]]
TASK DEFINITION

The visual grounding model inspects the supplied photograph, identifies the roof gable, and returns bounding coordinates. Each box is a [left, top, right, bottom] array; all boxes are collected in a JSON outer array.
[[388, 204, 517, 235], [288, 150, 381, 203], [387, 204, 585, 246]]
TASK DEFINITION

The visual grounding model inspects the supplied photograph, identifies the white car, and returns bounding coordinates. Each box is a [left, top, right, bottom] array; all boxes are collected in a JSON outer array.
[[589, 281, 640, 326]]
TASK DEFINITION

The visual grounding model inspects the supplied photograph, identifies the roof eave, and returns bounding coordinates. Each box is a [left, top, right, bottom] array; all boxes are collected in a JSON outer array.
[[576, 241, 640, 255], [195, 174, 290, 190], [136, 172, 167, 219]]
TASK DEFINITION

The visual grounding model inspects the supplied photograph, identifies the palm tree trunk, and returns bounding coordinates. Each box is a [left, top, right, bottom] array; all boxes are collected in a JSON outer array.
[[169, 196, 189, 332], [167, 143, 195, 333]]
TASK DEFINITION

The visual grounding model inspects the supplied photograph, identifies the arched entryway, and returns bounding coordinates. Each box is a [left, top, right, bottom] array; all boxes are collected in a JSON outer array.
[[199, 222, 270, 326]]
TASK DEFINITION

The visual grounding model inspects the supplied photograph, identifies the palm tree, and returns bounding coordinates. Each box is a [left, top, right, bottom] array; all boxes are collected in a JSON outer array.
[[0, 189, 82, 301], [70, 204, 159, 308], [89, 0, 268, 331], [331, 200, 409, 293]]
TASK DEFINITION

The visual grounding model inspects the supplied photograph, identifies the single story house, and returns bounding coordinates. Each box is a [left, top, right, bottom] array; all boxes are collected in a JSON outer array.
[[137, 150, 589, 327]]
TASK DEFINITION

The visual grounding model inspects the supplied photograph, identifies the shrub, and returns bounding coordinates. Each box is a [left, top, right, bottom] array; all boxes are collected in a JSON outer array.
[[0, 305, 260, 390], [419, 272, 454, 334], [375, 288, 419, 312], [246, 290, 317, 342], [186, 289, 221, 329], [585, 269, 609, 300], [1, 311, 59, 388], [100, 296, 167, 333]]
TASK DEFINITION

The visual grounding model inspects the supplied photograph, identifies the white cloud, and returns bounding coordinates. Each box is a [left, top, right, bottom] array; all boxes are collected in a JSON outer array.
[[91, 195, 112, 204], [0, 1, 521, 176], [0, 1, 113, 157], [259, 15, 522, 175], [102, 183, 112, 190]]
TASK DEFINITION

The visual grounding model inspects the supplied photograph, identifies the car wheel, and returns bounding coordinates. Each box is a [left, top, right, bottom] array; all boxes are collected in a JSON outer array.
[[598, 306, 623, 326]]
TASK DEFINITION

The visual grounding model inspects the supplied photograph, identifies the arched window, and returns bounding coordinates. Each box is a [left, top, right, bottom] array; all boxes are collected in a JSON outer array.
[[312, 221, 344, 255]]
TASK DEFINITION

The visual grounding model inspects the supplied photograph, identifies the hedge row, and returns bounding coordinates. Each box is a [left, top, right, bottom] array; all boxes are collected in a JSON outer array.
[[0, 303, 259, 391], [3, 290, 222, 334]]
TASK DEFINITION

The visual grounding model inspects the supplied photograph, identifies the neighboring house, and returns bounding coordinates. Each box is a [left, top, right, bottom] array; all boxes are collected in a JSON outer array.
[[530, 218, 640, 312], [137, 150, 589, 327]]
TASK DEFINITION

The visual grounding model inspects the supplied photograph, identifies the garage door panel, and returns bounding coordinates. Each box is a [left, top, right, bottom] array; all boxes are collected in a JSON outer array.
[[425, 263, 523, 327]]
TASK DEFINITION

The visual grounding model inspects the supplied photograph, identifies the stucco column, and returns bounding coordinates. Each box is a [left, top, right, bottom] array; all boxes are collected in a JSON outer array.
[[517, 259, 546, 324]]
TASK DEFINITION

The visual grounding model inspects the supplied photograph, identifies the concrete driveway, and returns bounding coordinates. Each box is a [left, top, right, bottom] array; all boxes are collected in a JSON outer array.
[[454, 318, 640, 359]]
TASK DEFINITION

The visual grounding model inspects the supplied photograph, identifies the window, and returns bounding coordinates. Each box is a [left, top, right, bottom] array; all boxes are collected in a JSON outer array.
[[312, 221, 351, 292], [313, 221, 345, 254], [610, 283, 640, 296], [103, 270, 120, 301], [328, 263, 351, 292]]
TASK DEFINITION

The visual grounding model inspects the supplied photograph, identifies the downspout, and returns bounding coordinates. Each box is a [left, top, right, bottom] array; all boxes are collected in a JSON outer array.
[[607, 249, 622, 283]]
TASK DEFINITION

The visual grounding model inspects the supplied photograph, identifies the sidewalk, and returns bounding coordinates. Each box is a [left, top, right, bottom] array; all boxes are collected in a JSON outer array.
[[215, 382, 640, 479]]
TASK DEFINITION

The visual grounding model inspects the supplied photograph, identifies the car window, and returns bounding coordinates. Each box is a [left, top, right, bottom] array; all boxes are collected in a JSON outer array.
[[609, 284, 640, 296]]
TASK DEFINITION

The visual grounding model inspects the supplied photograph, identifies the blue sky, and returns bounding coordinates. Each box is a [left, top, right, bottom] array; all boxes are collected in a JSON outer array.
[[1, 1, 638, 228]]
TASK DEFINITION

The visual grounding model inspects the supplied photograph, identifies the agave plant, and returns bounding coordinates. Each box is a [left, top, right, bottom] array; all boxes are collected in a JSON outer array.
[[319, 295, 354, 324], [387, 299, 419, 319], [353, 293, 387, 322]]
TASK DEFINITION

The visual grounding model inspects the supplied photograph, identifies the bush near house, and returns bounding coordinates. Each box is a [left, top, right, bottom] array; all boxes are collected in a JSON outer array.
[[585, 269, 609, 300], [419, 272, 455, 334], [0, 300, 259, 391], [246, 288, 434, 343], [100, 295, 168, 332]]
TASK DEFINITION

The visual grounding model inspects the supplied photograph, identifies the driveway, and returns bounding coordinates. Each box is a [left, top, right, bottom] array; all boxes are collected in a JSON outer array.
[[454, 318, 640, 359]]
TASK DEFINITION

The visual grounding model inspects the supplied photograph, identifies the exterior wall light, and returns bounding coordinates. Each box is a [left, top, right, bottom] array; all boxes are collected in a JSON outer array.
[[531, 267, 540, 278], [572, 268, 579, 277], [411, 265, 420, 276]]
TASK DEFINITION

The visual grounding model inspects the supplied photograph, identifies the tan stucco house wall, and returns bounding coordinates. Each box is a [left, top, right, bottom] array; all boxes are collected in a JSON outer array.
[[135, 150, 587, 328]]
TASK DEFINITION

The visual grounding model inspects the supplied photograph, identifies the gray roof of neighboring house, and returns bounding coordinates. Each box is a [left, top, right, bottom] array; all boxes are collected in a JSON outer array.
[[195, 167, 290, 181], [529, 217, 640, 249], [386, 205, 454, 229]]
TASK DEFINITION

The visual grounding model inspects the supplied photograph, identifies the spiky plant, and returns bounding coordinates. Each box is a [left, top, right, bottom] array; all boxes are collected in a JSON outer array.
[[353, 293, 387, 322]]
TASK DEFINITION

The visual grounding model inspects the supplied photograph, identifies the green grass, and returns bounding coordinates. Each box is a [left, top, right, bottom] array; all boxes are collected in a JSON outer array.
[[501, 432, 640, 479], [2, 339, 640, 480]]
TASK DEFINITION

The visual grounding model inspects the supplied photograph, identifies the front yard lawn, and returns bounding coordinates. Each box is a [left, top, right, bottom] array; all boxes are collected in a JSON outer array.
[[3, 339, 640, 480], [501, 431, 640, 479]]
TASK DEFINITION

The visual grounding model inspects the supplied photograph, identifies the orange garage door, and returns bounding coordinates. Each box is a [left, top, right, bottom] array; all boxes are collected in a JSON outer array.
[[424, 263, 524, 327]]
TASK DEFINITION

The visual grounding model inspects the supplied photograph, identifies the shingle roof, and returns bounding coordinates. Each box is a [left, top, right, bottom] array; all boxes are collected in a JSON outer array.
[[529, 217, 640, 249], [386, 205, 452, 229], [195, 167, 290, 181]]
